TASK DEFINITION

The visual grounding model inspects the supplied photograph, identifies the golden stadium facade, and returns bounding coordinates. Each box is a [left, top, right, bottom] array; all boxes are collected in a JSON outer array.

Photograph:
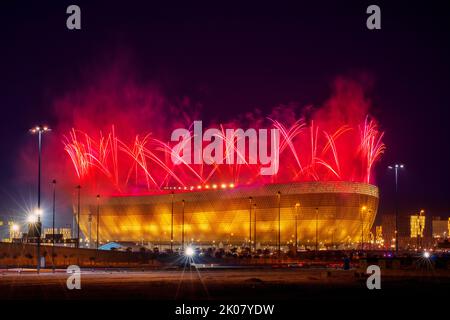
[[79, 181, 378, 248]]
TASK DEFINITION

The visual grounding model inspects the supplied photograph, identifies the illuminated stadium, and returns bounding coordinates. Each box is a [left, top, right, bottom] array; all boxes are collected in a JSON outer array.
[[79, 181, 378, 248], [64, 80, 385, 249]]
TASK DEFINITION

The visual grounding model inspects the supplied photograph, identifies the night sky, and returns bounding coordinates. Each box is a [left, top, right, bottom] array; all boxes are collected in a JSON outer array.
[[0, 1, 449, 225]]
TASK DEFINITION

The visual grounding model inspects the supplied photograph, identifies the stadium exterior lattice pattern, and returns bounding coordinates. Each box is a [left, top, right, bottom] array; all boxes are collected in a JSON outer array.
[[79, 181, 378, 248]]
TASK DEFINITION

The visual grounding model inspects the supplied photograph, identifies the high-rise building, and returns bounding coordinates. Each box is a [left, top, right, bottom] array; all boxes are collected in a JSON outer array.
[[432, 217, 449, 239], [410, 211, 425, 238]]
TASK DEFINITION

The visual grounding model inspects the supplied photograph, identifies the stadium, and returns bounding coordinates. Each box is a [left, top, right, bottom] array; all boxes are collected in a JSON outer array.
[[79, 181, 378, 249]]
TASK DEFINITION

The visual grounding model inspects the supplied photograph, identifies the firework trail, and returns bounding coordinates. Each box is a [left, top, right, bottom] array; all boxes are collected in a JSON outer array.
[[62, 115, 385, 193]]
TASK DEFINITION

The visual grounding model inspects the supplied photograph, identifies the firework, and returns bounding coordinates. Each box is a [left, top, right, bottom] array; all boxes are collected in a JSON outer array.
[[62, 114, 385, 193]]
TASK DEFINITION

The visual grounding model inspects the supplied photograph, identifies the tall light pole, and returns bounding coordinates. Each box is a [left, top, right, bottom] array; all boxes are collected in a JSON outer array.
[[388, 163, 404, 253], [315, 207, 319, 252], [253, 203, 257, 252], [52, 179, 56, 272], [418, 209, 424, 249], [277, 191, 281, 255], [29, 125, 50, 273], [181, 200, 185, 251], [360, 205, 367, 251], [76, 185, 81, 248], [88, 213, 92, 248], [248, 197, 253, 248], [170, 192, 174, 252], [368, 210, 372, 250], [295, 203, 300, 254], [96, 194, 100, 250]]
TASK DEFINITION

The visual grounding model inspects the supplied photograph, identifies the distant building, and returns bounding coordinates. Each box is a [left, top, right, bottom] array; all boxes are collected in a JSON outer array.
[[408, 211, 426, 249], [43, 227, 73, 240], [410, 211, 425, 238], [60, 228, 72, 240], [432, 217, 449, 239]]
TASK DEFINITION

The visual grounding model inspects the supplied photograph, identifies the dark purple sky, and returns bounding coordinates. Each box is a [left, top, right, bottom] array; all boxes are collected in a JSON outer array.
[[0, 1, 449, 224]]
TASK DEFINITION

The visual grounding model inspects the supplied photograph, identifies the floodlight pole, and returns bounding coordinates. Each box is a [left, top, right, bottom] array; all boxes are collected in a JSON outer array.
[[181, 200, 185, 251], [36, 129, 42, 272], [76, 185, 81, 248], [253, 203, 257, 252], [52, 179, 56, 272], [360, 206, 366, 251], [277, 191, 281, 255], [315, 208, 319, 252], [295, 203, 300, 254], [96, 194, 100, 250], [388, 164, 404, 253], [30, 125, 50, 273], [249, 197, 252, 248], [171, 192, 174, 252]]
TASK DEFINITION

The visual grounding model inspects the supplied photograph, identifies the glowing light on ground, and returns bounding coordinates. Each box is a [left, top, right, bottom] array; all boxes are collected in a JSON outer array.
[[185, 246, 194, 257]]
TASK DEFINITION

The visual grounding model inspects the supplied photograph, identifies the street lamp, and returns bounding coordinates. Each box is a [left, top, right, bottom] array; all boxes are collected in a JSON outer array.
[[29, 125, 50, 273], [27, 213, 38, 224], [51, 179, 56, 272], [315, 208, 319, 252], [368, 210, 372, 250], [253, 203, 257, 252], [418, 209, 425, 249], [76, 185, 81, 248], [248, 197, 253, 248], [360, 205, 367, 251], [88, 213, 92, 248], [295, 203, 300, 254], [185, 246, 194, 257], [277, 191, 281, 255], [96, 194, 100, 250], [181, 199, 185, 251], [388, 163, 404, 253], [170, 191, 174, 252]]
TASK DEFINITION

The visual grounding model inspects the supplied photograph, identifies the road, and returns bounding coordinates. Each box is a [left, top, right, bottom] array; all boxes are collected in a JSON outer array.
[[1, 267, 449, 300]]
